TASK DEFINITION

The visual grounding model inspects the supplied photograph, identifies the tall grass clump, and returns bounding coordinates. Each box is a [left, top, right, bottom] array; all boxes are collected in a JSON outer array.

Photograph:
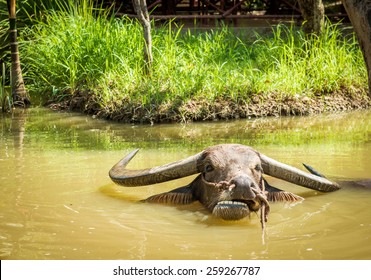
[[22, 1, 147, 100], [251, 23, 366, 95], [149, 23, 256, 102], [20, 0, 367, 115]]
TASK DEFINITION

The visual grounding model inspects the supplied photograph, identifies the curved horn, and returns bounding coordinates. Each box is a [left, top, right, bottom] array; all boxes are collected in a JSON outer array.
[[260, 154, 340, 192], [109, 149, 203, 186]]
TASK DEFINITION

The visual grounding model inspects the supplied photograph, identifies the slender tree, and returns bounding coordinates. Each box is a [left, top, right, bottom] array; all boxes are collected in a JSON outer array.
[[7, 0, 30, 107], [297, 0, 325, 34], [132, 0, 153, 74], [342, 0, 371, 98]]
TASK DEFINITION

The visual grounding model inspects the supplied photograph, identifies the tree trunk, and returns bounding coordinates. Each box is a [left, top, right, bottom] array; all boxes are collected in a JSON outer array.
[[8, 0, 30, 107], [297, 0, 325, 34], [132, 0, 153, 74], [342, 0, 371, 98]]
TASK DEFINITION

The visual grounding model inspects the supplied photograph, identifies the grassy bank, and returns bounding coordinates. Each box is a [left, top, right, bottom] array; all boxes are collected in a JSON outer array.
[[19, 1, 369, 122]]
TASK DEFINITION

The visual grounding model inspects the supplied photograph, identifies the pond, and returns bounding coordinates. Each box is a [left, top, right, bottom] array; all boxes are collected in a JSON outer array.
[[0, 108, 370, 260]]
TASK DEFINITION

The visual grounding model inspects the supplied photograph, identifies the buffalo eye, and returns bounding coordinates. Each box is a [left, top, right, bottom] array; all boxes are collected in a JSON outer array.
[[204, 164, 214, 173], [254, 164, 263, 172]]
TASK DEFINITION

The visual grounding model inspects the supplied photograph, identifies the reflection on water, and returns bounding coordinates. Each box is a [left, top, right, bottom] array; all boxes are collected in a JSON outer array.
[[0, 108, 370, 259]]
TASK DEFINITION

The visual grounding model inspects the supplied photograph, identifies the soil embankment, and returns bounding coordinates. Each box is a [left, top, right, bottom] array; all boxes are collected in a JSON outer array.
[[49, 89, 370, 123]]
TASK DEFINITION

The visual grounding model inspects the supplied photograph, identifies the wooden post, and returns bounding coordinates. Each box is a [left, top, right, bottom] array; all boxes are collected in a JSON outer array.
[[8, 0, 30, 107]]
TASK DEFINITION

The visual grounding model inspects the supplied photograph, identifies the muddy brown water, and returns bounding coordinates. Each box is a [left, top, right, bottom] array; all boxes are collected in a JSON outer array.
[[0, 108, 370, 260]]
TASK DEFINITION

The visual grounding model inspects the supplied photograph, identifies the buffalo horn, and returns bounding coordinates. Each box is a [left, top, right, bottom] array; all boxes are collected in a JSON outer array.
[[109, 149, 202, 186], [259, 154, 340, 192]]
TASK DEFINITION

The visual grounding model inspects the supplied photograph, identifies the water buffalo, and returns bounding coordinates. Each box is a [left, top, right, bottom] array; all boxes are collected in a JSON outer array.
[[109, 144, 339, 223]]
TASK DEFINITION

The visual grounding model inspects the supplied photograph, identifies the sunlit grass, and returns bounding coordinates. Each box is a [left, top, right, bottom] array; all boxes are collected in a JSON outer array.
[[19, 1, 367, 110]]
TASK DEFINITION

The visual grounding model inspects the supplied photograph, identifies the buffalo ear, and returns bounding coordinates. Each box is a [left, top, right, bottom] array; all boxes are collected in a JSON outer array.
[[144, 185, 196, 205], [302, 163, 326, 178], [267, 191, 304, 202], [264, 179, 304, 202]]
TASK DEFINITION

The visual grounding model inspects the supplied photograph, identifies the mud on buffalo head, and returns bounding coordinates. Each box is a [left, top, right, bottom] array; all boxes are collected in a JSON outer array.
[[109, 144, 339, 221]]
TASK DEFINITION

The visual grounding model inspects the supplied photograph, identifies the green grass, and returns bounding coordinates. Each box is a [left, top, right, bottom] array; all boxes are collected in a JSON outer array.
[[18, 1, 367, 115]]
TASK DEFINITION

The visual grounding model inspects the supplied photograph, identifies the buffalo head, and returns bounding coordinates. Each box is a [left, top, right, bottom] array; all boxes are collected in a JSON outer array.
[[109, 144, 339, 222]]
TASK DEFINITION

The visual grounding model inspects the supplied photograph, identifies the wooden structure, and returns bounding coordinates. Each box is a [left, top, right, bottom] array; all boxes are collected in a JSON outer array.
[[116, 0, 347, 22]]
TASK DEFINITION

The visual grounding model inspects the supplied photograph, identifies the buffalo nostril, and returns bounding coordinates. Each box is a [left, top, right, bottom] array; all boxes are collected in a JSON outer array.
[[230, 175, 257, 198], [231, 176, 254, 188], [228, 184, 235, 191]]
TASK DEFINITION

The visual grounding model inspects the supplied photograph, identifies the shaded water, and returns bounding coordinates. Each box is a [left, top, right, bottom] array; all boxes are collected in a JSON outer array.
[[0, 108, 370, 260]]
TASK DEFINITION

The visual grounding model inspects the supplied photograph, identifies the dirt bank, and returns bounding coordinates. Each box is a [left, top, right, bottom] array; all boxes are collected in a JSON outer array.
[[49, 89, 370, 124]]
